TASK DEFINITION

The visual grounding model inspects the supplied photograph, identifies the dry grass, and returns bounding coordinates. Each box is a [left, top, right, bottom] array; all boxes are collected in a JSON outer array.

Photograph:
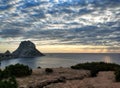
[[17, 68, 120, 88]]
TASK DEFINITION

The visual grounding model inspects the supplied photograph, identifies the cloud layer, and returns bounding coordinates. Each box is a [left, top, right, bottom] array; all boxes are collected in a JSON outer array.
[[0, 0, 120, 49]]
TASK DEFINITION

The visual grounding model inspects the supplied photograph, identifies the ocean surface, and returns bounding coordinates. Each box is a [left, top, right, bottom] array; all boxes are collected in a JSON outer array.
[[0, 53, 120, 69]]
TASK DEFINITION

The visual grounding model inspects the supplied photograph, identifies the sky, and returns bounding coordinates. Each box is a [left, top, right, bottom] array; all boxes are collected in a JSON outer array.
[[0, 0, 120, 53]]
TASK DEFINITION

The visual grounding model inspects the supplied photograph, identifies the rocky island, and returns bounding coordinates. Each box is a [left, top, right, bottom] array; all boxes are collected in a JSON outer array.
[[0, 41, 44, 59], [12, 41, 44, 58], [0, 50, 13, 59]]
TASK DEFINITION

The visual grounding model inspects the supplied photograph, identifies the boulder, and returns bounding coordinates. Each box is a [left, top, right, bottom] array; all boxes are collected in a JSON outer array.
[[12, 41, 44, 58]]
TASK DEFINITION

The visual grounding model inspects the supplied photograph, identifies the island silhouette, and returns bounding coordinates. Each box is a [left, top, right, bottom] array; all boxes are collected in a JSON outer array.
[[0, 41, 44, 59]]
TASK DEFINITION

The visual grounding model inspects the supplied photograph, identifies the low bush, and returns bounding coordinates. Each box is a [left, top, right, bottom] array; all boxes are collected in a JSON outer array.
[[115, 69, 120, 82], [0, 76, 18, 88], [45, 68, 53, 74], [4, 63, 32, 77], [90, 69, 99, 77], [37, 66, 41, 69], [0, 63, 32, 88], [71, 62, 120, 77]]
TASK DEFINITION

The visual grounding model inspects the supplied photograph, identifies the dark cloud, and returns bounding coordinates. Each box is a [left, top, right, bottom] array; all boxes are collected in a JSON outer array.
[[0, 28, 24, 38], [0, 0, 120, 48], [0, 5, 11, 11]]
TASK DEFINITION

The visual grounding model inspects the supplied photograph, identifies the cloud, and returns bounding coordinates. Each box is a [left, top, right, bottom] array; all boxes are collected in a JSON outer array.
[[0, 0, 120, 49], [0, 28, 24, 38]]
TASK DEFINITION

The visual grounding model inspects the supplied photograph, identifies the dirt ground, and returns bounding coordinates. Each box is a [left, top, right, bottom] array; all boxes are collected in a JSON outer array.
[[17, 68, 120, 88]]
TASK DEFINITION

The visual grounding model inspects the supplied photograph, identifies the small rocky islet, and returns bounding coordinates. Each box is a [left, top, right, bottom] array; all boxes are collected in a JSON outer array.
[[0, 41, 44, 59]]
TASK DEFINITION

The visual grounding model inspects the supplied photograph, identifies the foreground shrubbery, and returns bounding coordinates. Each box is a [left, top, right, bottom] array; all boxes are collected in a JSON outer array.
[[115, 69, 120, 82], [71, 62, 120, 71], [45, 68, 53, 74], [71, 62, 120, 78], [4, 64, 32, 77], [0, 63, 32, 88], [0, 76, 18, 88]]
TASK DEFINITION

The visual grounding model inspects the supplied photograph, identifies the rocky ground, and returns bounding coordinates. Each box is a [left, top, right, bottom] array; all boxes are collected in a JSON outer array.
[[17, 68, 120, 88]]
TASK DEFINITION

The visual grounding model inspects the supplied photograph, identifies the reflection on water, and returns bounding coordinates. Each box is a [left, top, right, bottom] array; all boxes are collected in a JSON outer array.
[[0, 53, 120, 69], [103, 56, 112, 63]]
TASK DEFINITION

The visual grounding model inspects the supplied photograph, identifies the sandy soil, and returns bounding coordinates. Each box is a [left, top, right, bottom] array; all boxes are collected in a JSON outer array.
[[17, 68, 120, 88]]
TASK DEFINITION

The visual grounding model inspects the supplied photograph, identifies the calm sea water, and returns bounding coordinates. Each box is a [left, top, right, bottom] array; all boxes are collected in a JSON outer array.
[[0, 53, 120, 69]]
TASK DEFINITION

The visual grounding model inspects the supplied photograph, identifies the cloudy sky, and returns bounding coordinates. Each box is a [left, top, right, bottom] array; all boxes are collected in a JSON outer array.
[[0, 0, 120, 53]]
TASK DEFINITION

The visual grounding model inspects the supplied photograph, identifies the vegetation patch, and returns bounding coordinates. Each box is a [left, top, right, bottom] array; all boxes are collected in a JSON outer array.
[[115, 69, 120, 82], [37, 66, 41, 69], [45, 68, 53, 74], [0, 76, 18, 88], [4, 63, 32, 77], [71, 62, 120, 78], [0, 63, 32, 88]]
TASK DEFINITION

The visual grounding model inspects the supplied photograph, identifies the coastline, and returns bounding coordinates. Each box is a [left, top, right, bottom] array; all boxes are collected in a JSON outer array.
[[16, 67, 120, 88]]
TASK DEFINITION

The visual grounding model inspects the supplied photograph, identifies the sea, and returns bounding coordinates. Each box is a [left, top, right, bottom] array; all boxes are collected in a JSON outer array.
[[0, 53, 120, 69]]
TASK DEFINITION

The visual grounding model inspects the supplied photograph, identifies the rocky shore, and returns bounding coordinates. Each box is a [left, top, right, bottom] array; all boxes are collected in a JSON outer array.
[[16, 67, 120, 88]]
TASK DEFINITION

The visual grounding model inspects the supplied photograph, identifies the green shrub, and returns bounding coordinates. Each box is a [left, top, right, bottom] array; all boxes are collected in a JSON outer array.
[[90, 69, 99, 77], [0, 64, 32, 88], [1, 69, 11, 78], [0, 76, 18, 88], [37, 66, 41, 69], [115, 69, 120, 82], [0, 69, 2, 80], [4, 64, 32, 77], [45, 68, 53, 74], [71, 62, 120, 77]]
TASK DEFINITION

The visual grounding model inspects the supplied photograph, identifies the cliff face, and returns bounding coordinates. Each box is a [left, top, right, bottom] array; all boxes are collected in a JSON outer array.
[[12, 41, 44, 58]]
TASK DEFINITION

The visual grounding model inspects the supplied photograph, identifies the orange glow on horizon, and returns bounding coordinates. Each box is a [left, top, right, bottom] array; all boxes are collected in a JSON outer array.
[[0, 44, 119, 53], [37, 45, 120, 53]]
